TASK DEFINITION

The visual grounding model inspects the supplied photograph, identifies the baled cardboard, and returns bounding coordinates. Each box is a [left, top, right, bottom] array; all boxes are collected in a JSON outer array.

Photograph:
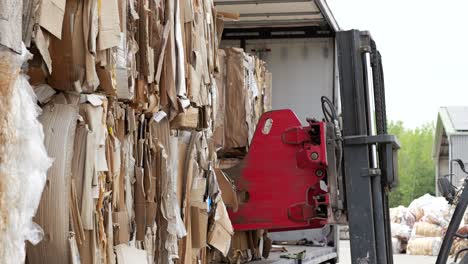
[[17, 0, 252, 263], [224, 48, 249, 150]]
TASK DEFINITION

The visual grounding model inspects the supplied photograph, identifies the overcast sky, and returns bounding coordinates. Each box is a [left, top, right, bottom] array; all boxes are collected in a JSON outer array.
[[328, 0, 468, 128]]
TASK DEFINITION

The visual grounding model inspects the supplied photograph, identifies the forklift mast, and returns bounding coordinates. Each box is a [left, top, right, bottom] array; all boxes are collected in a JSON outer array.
[[337, 30, 399, 264]]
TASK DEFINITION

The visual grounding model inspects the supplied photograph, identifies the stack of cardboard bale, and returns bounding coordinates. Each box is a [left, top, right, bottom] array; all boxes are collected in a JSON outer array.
[[390, 194, 451, 256], [0, 0, 272, 263], [406, 194, 451, 256], [214, 47, 273, 263], [214, 48, 272, 157]]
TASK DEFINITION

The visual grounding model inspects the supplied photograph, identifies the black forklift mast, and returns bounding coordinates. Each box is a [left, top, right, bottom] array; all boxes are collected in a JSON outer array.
[[337, 30, 400, 264]]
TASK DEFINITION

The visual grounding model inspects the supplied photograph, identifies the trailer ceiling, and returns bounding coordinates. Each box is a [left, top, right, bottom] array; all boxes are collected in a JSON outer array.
[[214, 0, 339, 31]]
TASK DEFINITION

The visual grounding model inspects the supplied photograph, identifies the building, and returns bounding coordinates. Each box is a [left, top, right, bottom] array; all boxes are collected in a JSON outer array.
[[433, 106, 468, 193]]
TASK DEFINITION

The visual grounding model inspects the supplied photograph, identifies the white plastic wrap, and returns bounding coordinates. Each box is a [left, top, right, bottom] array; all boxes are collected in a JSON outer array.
[[0, 43, 52, 263], [409, 193, 451, 228], [422, 211, 450, 228], [391, 223, 412, 241], [409, 194, 450, 214], [390, 206, 416, 227]]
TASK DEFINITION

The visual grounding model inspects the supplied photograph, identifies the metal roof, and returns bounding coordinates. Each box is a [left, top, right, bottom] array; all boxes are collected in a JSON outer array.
[[214, 0, 340, 31], [446, 107, 468, 131], [433, 107, 468, 159]]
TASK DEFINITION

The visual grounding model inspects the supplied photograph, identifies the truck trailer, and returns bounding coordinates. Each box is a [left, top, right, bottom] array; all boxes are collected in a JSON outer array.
[[215, 1, 399, 263]]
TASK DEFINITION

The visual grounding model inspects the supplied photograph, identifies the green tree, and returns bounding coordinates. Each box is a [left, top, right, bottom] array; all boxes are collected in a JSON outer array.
[[388, 121, 436, 207]]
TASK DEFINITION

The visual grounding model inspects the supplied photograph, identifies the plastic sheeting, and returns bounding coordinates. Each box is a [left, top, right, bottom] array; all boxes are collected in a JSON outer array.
[[390, 205, 416, 228], [391, 223, 412, 241], [0, 44, 52, 263]]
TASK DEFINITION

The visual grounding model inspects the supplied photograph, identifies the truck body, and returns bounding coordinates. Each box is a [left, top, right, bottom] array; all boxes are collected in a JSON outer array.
[[215, 1, 399, 263]]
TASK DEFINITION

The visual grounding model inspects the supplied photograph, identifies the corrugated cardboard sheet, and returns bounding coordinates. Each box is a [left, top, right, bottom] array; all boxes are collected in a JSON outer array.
[[223, 48, 248, 150], [28, 103, 78, 264], [213, 49, 226, 150], [38, 0, 66, 39]]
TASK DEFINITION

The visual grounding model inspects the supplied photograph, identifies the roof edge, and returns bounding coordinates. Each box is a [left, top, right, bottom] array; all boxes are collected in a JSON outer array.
[[432, 107, 467, 160], [314, 0, 340, 32], [440, 107, 457, 135]]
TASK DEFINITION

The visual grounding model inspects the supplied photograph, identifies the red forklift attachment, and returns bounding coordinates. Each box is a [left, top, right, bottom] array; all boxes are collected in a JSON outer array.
[[225, 109, 330, 231]]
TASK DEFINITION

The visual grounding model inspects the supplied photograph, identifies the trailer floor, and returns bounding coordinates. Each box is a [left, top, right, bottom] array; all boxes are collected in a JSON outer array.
[[253, 240, 441, 264], [253, 245, 337, 264], [339, 240, 437, 264]]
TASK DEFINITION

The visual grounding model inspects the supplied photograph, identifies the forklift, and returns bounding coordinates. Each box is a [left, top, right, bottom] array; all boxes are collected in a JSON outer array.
[[215, 1, 399, 263]]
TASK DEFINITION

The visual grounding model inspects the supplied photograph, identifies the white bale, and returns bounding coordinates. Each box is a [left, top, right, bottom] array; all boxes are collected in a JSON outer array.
[[407, 237, 442, 256]]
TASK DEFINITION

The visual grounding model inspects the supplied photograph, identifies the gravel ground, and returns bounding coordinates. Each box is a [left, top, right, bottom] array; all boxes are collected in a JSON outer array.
[[338, 240, 438, 264]]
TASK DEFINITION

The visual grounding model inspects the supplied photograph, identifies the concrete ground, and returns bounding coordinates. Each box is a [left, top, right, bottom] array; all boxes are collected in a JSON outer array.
[[338, 240, 437, 263]]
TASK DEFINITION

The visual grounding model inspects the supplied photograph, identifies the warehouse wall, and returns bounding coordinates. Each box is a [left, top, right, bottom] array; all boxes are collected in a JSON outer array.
[[222, 38, 336, 125], [436, 156, 449, 195]]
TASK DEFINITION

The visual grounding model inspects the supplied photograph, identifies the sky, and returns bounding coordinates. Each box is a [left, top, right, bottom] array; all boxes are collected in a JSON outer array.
[[328, 0, 468, 128]]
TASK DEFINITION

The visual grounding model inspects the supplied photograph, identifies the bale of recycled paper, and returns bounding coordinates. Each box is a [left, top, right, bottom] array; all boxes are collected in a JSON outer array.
[[451, 239, 468, 258], [409, 207, 425, 222], [220, 48, 272, 154], [407, 193, 451, 228], [390, 206, 416, 227], [407, 237, 442, 256], [412, 222, 444, 237], [422, 210, 450, 228]]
